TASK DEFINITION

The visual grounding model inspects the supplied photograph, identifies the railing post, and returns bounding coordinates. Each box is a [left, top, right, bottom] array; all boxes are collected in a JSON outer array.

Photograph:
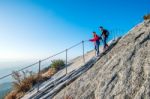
[[37, 60, 41, 92], [65, 49, 68, 75], [64, 49, 68, 96], [82, 41, 85, 64]]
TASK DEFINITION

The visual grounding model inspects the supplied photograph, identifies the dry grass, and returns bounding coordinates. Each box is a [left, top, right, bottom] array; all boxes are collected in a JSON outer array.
[[143, 14, 150, 20], [42, 68, 57, 78], [5, 91, 17, 99], [5, 59, 65, 99], [12, 74, 40, 92], [41, 59, 65, 79], [5, 71, 43, 99], [5, 91, 25, 99]]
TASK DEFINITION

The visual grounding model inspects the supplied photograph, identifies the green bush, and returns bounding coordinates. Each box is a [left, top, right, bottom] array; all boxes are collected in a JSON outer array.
[[50, 59, 65, 70]]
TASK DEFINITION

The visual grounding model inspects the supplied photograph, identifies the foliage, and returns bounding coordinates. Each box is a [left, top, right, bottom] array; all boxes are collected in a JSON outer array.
[[5, 71, 43, 99], [50, 59, 65, 70], [5, 59, 65, 98]]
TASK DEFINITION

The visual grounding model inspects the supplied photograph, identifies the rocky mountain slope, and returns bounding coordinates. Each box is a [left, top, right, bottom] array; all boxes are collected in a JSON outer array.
[[53, 20, 150, 99], [21, 35, 120, 99]]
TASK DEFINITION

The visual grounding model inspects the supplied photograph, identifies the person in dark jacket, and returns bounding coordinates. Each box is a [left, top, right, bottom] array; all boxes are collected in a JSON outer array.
[[89, 32, 101, 56], [99, 26, 109, 50]]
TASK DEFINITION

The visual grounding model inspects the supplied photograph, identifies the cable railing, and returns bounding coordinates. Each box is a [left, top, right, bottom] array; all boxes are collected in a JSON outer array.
[[0, 29, 125, 98], [0, 41, 87, 94], [0, 41, 83, 79]]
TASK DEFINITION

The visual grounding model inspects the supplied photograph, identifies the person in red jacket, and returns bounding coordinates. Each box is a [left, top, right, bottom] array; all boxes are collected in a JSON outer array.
[[89, 32, 101, 56]]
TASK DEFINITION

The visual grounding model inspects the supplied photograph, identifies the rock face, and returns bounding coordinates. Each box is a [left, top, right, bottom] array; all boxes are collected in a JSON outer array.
[[53, 20, 150, 99]]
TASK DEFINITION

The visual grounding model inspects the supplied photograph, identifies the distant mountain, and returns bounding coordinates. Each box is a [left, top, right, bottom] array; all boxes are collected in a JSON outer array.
[[0, 82, 12, 99]]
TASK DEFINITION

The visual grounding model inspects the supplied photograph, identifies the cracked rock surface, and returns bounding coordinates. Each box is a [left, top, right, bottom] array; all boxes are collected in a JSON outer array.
[[53, 20, 150, 99]]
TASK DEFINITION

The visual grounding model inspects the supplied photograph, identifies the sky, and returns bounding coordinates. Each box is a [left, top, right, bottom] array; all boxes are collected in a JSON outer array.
[[0, 0, 149, 68]]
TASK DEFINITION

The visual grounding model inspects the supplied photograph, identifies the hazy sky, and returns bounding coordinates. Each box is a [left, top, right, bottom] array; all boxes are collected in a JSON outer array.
[[0, 0, 149, 62]]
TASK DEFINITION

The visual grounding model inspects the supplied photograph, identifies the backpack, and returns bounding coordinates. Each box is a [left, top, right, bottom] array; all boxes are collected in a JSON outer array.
[[103, 29, 109, 37]]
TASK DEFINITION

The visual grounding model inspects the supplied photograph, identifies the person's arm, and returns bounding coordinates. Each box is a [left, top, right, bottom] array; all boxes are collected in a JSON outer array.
[[89, 36, 99, 42], [89, 38, 95, 42]]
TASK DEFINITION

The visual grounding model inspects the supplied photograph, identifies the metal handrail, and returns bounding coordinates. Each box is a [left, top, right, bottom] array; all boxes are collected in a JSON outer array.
[[0, 41, 85, 80], [0, 29, 125, 95]]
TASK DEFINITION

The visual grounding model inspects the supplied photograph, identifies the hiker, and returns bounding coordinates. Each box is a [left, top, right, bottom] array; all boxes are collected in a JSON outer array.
[[99, 26, 109, 50], [89, 32, 101, 57]]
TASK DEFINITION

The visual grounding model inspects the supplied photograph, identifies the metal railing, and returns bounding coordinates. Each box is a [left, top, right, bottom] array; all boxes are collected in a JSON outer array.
[[0, 28, 126, 96], [0, 40, 87, 92]]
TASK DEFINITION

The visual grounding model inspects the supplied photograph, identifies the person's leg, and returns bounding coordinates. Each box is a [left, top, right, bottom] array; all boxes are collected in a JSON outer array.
[[96, 42, 100, 56], [104, 36, 108, 49], [105, 36, 109, 48], [104, 37, 107, 49], [97, 42, 100, 56], [96, 45, 98, 56], [95, 45, 97, 56]]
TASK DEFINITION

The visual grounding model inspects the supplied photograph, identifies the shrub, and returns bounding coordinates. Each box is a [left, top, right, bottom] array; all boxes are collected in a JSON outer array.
[[5, 59, 65, 98], [41, 66, 51, 73], [50, 59, 65, 70], [143, 14, 150, 20], [12, 71, 32, 92], [12, 71, 44, 92], [5, 91, 17, 99], [41, 68, 57, 79], [5, 91, 25, 99], [41, 59, 65, 79], [5, 71, 43, 99]]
